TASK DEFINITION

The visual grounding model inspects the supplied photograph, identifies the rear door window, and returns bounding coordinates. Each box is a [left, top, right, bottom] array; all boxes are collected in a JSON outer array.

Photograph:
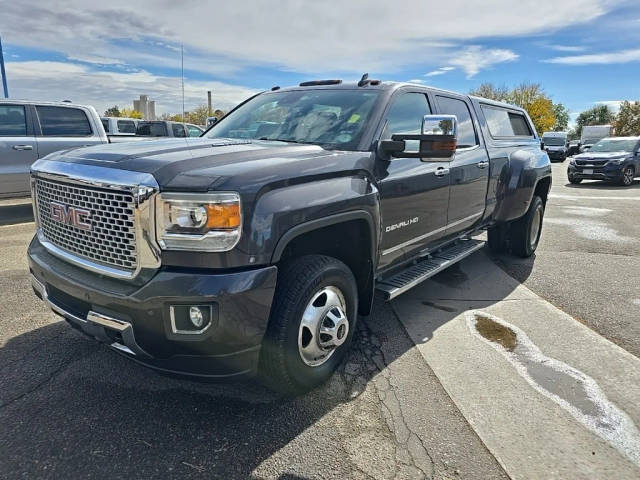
[[172, 123, 187, 137], [187, 125, 202, 137], [482, 106, 533, 138], [117, 120, 136, 134], [36, 106, 92, 136], [137, 122, 167, 136], [0, 105, 27, 136], [435, 95, 478, 148]]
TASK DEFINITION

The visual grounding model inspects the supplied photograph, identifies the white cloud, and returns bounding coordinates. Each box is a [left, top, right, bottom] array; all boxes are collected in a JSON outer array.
[[448, 46, 519, 78], [407, 79, 426, 84], [5, 61, 258, 116], [0, 0, 611, 75], [547, 45, 586, 52], [544, 48, 640, 65], [425, 66, 455, 77]]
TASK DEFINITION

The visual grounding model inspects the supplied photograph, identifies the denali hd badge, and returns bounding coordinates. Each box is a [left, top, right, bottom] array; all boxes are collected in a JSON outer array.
[[50, 202, 92, 231], [385, 217, 419, 232]]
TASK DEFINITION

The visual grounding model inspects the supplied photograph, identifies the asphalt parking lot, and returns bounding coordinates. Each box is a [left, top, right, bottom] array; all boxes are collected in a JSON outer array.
[[1, 161, 639, 479]]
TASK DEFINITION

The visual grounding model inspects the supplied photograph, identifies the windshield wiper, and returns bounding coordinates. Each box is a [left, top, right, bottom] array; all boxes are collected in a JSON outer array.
[[258, 137, 302, 143]]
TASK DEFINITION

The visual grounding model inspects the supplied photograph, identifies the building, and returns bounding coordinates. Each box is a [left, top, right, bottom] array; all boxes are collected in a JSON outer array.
[[133, 95, 156, 120]]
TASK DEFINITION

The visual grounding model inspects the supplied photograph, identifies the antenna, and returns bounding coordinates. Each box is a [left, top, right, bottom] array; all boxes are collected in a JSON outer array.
[[181, 44, 185, 129]]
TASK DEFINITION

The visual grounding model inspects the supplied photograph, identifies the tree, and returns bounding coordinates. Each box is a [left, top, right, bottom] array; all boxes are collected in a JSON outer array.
[[575, 105, 615, 138], [119, 107, 143, 119], [613, 101, 640, 136], [469, 82, 556, 135], [104, 105, 120, 117], [552, 103, 569, 132]]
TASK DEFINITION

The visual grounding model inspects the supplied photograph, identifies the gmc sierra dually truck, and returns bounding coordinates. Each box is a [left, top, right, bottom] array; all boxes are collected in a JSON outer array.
[[28, 78, 551, 394]]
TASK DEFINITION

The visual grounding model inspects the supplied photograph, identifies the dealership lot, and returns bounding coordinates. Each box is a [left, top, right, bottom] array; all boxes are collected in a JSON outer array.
[[1, 162, 639, 479]]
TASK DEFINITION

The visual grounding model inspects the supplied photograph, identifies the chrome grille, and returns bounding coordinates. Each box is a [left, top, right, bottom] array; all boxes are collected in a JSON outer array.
[[34, 177, 138, 271]]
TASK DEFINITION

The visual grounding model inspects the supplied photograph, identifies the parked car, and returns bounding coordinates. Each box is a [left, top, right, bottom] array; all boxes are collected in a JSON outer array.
[[568, 136, 640, 186], [101, 116, 139, 136], [541, 131, 568, 162], [580, 125, 614, 152], [136, 120, 203, 138], [0, 100, 107, 198], [28, 79, 551, 394], [567, 139, 580, 157]]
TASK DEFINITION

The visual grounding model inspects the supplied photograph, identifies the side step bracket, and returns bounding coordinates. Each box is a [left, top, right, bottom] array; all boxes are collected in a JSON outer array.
[[376, 239, 485, 300]]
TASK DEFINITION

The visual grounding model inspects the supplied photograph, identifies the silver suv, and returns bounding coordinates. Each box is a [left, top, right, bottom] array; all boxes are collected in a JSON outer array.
[[0, 100, 107, 198]]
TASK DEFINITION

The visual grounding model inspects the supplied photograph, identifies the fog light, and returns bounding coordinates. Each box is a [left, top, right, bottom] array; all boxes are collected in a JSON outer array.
[[189, 306, 204, 328], [170, 305, 214, 334]]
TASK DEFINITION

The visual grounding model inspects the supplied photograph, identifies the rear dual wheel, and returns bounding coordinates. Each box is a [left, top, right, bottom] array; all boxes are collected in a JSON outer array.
[[487, 195, 545, 258]]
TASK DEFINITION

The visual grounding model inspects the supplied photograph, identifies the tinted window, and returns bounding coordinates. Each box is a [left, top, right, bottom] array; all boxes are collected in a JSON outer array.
[[383, 93, 431, 151], [101, 118, 109, 133], [0, 105, 27, 136], [36, 106, 92, 136], [436, 96, 477, 147], [187, 125, 202, 137], [482, 106, 533, 137], [117, 120, 136, 134], [172, 123, 186, 137], [137, 122, 167, 136]]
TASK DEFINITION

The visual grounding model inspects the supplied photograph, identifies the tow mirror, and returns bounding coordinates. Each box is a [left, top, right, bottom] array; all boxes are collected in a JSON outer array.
[[379, 115, 458, 159], [540, 142, 545, 150]]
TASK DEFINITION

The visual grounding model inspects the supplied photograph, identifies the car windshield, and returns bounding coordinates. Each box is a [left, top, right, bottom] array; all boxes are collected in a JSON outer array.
[[205, 89, 381, 150], [542, 136, 566, 146], [589, 138, 637, 153]]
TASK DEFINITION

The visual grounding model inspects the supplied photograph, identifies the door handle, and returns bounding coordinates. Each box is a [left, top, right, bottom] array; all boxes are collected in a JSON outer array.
[[12, 144, 34, 151], [435, 167, 450, 177], [477, 160, 489, 169]]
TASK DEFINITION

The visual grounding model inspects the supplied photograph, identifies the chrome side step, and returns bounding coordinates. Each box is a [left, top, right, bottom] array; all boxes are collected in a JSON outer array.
[[376, 239, 485, 300]]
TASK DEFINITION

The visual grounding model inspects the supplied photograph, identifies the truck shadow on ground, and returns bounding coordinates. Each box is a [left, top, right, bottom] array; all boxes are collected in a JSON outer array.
[[0, 203, 34, 226], [0, 250, 519, 479]]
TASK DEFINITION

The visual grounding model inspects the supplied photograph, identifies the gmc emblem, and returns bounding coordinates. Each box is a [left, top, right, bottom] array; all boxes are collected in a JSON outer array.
[[50, 202, 92, 231]]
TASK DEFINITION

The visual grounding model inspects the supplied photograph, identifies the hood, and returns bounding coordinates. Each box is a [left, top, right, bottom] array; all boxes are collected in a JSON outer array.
[[574, 151, 631, 160], [40, 138, 369, 192]]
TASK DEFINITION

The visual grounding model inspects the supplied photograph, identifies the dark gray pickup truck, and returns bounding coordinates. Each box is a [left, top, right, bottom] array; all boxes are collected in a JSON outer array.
[[28, 78, 551, 393]]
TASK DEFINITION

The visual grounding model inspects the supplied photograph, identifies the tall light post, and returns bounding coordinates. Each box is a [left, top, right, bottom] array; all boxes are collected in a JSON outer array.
[[0, 35, 8, 98]]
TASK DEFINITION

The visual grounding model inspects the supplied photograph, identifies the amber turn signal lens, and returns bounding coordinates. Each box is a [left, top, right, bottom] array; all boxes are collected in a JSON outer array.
[[205, 203, 241, 229]]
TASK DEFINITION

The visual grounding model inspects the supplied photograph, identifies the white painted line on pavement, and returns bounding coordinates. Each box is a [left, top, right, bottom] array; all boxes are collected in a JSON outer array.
[[550, 194, 640, 201]]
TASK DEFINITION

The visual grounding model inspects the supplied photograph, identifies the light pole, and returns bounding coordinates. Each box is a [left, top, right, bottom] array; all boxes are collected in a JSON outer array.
[[0, 35, 8, 98]]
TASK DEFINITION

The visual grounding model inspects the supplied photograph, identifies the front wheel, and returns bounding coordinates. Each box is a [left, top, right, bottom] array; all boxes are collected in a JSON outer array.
[[508, 195, 545, 258], [620, 165, 635, 186], [260, 255, 358, 395]]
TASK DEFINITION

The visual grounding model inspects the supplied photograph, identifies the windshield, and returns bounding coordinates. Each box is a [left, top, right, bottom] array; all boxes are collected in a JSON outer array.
[[206, 89, 381, 150], [542, 136, 566, 146], [589, 138, 637, 153]]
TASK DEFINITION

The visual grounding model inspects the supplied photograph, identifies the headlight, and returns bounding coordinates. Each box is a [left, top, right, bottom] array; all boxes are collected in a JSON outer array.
[[607, 157, 626, 165], [155, 192, 241, 251]]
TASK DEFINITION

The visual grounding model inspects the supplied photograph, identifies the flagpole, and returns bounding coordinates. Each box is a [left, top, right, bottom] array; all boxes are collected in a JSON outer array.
[[0, 35, 8, 98]]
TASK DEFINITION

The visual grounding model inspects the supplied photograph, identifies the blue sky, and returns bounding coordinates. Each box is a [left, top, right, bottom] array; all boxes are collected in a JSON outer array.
[[1, 0, 639, 124]]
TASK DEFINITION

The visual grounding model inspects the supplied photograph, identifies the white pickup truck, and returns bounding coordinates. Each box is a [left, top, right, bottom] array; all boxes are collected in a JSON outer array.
[[0, 100, 144, 198]]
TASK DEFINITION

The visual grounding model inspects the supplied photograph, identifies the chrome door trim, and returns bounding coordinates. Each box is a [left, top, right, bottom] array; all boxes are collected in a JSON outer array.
[[381, 211, 483, 256]]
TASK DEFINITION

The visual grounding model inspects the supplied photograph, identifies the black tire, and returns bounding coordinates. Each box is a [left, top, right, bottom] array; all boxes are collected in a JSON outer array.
[[620, 165, 635, 186], [508, 195, 545, 258], [260, 255, 358, 395], [569, 177, 582, 184], [487, 224, 508, 254]]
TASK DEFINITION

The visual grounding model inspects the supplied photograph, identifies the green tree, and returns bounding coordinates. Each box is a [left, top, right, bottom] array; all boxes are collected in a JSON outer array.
[[575, 105, 616, 138], [469, 83, 510, 102], [552, 103, 569, 131], [613, 101, 640, 136], [104, 105, 120, 117]]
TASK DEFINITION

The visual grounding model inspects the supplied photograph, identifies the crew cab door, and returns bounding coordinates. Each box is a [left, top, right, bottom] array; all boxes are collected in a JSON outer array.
[[0, 103, 38, 196], [375, 91, 450, 270], [434, 94, 489, 234]]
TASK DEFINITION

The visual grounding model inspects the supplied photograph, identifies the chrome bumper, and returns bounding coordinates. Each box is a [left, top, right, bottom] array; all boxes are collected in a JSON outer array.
[[30, 274, 151, 358]]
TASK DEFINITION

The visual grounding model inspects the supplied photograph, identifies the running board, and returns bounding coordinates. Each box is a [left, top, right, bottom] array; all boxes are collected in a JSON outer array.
[[376, 239, 485, 300]]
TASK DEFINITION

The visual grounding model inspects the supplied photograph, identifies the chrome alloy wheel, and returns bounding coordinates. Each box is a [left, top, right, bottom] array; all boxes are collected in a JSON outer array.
[[530, 203, 543, 247], [298, 286, 349, 367], [623, 166, 635, 186]]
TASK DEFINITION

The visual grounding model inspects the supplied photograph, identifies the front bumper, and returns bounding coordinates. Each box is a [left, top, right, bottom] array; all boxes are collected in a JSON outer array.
[[28, 236, 277, 379], [546, 150, 566, 161], [567, 162, 627, 181]]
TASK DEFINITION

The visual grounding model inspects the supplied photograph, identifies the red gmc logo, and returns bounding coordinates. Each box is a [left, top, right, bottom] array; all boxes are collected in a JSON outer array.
[[50, 202, 92, 231]]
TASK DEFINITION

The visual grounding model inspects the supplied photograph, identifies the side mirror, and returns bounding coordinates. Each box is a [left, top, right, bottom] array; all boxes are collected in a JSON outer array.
[[540, 142, 545, 150], [379, 115, 458, 159]]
